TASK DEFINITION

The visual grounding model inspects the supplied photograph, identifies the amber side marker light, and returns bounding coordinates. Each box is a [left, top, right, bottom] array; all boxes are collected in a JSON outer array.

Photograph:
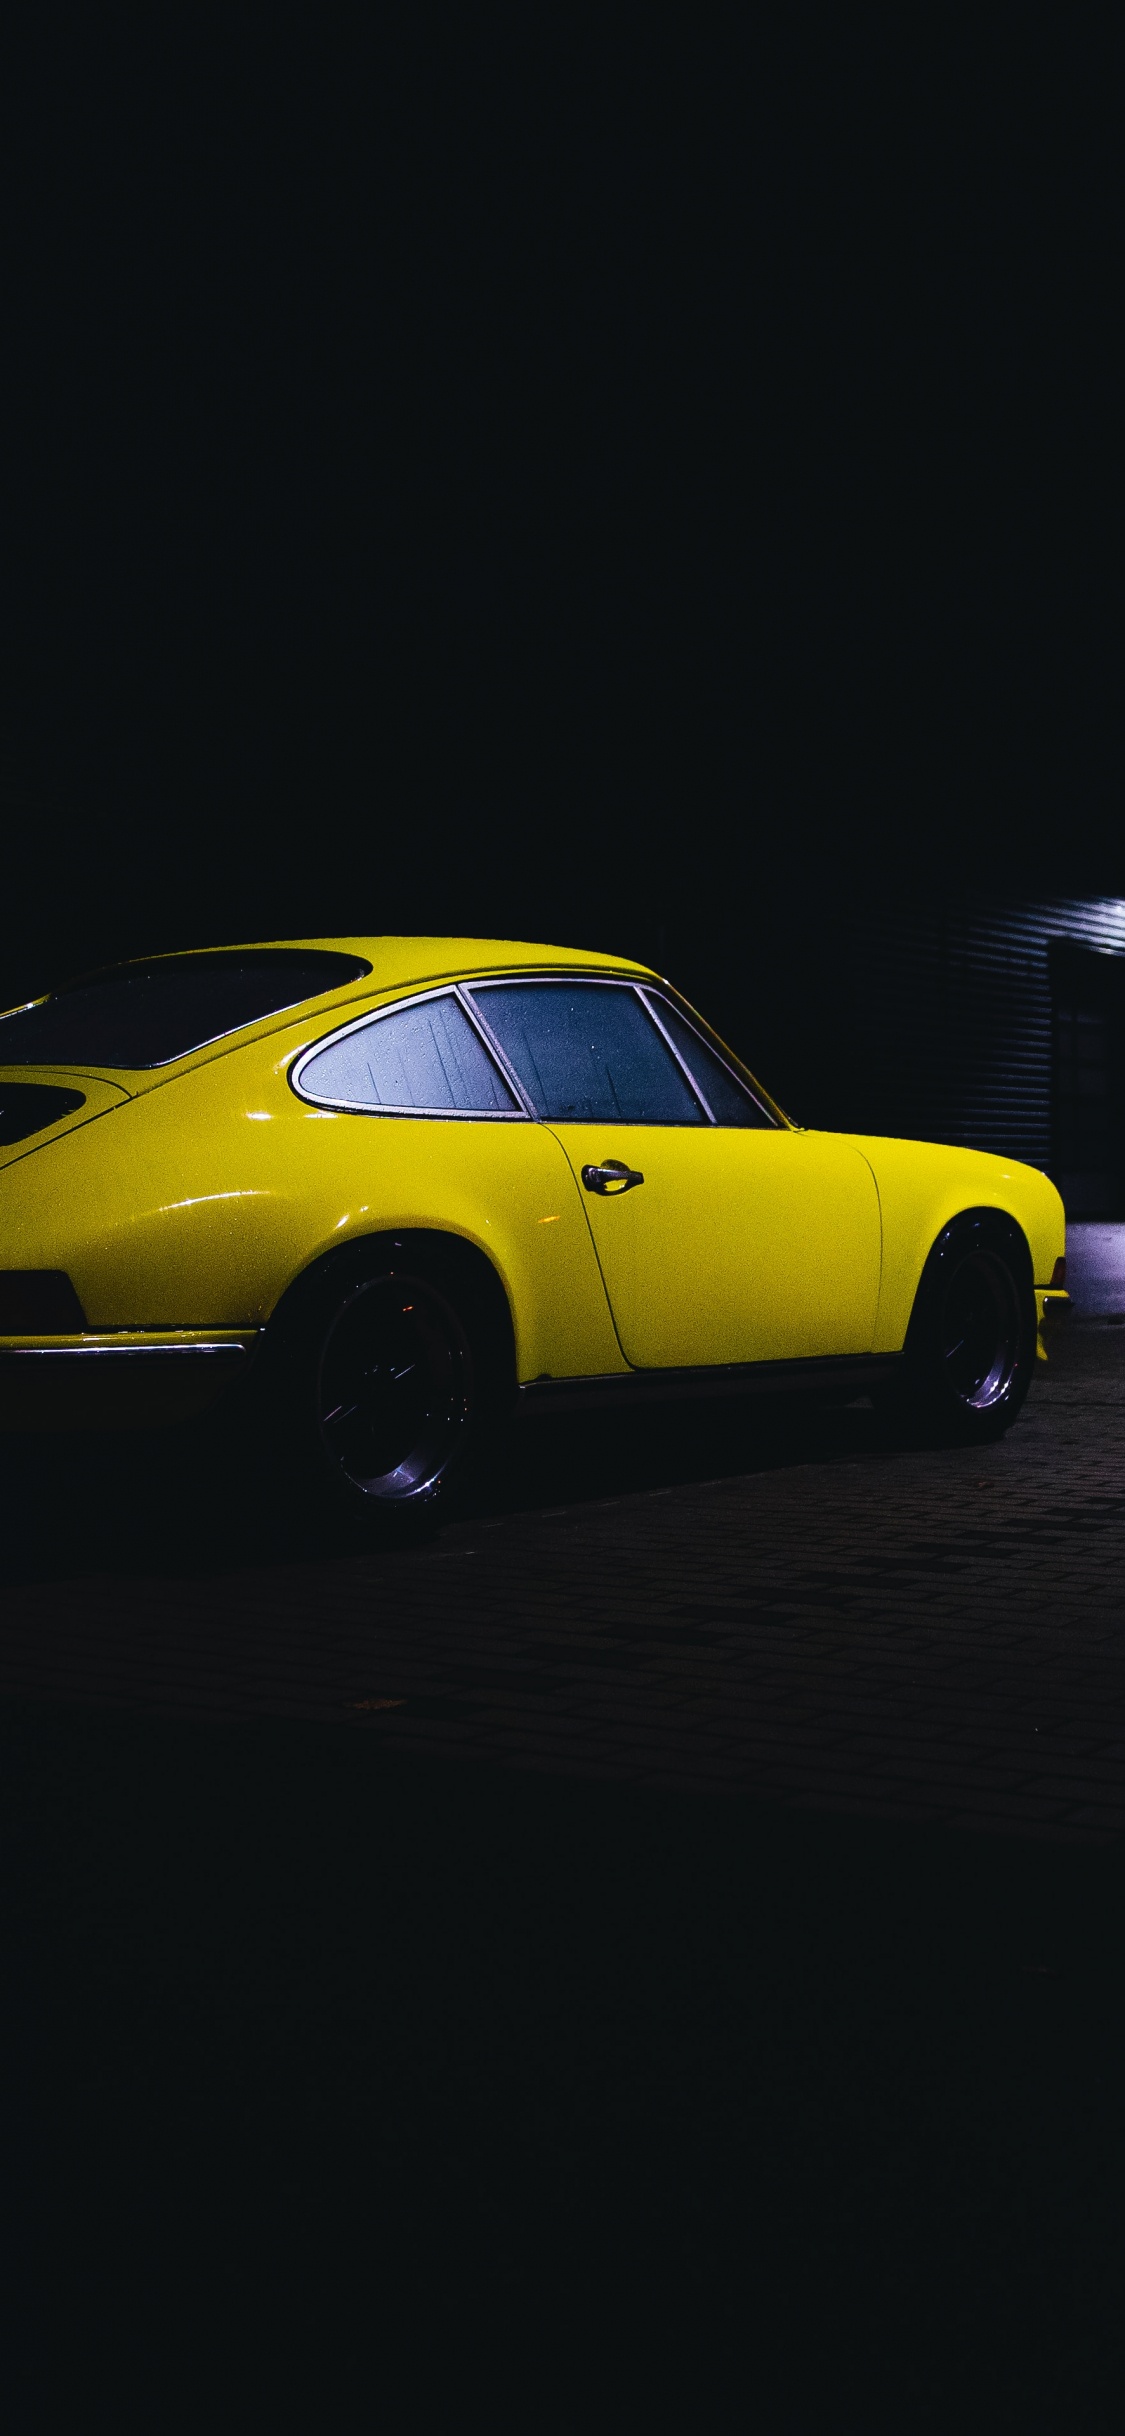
[[1049, 1256, 1067, 1288]]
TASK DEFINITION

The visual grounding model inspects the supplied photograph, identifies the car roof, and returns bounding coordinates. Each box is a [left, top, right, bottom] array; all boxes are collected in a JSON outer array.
[[0, 936, 661, 1089], [160, 935, 653, 988]]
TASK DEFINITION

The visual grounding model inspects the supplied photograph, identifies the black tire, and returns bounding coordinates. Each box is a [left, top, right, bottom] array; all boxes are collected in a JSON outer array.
[[887, 1209, 1036, 1447], [256, 1235, 514, 1536]]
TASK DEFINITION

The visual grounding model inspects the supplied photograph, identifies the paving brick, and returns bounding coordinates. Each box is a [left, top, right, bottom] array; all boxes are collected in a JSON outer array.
[[3, 1322, 1125, 1839]]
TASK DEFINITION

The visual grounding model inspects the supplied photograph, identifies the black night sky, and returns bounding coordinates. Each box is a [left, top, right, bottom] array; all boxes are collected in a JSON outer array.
[[8, 15, 1123, 1013]]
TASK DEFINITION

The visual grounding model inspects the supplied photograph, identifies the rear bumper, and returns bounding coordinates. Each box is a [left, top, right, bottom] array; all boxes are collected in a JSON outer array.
[[0, 1331, 258, 1431]]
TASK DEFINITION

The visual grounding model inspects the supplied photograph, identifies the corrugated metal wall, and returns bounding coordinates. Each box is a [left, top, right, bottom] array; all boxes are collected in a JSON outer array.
[[670, 894, 1125, 1193], [825, 896, 1125, 1167]]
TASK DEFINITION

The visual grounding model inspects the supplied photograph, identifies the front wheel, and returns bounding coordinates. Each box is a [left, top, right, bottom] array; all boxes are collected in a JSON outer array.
[[884, 1211, 1036, 1447]]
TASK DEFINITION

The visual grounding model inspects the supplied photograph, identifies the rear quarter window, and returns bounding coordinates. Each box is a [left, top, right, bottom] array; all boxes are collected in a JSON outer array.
[[294, 993, 519, 1114]]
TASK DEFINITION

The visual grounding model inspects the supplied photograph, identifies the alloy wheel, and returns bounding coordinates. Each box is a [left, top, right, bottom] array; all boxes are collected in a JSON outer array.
[[315, 1273, 473, 1500], [940, 1250, 1022, 1411]]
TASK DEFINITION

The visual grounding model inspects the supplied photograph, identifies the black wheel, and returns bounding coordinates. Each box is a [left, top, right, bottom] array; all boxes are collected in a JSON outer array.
[[259, 1237, 513, 1534], [316, 1272, 473, 1502], [888, 1210, 1036, 1446]]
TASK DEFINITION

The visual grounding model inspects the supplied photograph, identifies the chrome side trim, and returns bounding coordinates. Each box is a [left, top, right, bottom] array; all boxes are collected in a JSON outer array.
[[518, 1353, 903, 1412], [0, 1341, 251, 1362]]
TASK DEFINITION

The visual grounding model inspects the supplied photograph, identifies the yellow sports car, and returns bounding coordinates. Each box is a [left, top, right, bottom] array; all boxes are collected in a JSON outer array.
[[0, 936, 1066, 1523]]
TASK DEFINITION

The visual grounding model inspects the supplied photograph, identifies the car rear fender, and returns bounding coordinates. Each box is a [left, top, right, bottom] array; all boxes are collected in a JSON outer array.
[[0, 1044, 626, 1387]]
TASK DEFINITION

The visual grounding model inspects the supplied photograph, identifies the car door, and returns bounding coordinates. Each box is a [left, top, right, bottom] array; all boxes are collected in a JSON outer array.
[[467, 977, 882, 1370]]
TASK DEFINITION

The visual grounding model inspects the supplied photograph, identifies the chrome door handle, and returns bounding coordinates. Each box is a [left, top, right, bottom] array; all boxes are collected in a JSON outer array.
[[581, 1160, 646, 1196]]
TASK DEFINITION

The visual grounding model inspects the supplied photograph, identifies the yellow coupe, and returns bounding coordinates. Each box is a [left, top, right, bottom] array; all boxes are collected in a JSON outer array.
[[0, 936, 1066, 1523]]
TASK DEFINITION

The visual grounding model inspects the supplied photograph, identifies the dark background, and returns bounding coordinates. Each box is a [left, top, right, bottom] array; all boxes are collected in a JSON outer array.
[[6, 24, 1125, 2424], [7, 13, 1124, 1065]]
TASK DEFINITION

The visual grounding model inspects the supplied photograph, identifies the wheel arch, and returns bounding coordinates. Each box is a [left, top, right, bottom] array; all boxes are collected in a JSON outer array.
[[260, 1224, 519, 1395], [902, 1204, 1035, 1353], [853, 1132, 1063, 1353]]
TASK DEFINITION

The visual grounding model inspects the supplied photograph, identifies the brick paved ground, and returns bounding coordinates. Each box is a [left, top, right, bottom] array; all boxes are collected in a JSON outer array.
[[2, 1310, 1124, 1844], [4, 1305, 1125, 2431]]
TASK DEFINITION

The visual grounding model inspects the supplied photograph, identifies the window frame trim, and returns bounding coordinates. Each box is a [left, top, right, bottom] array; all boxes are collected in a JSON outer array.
[[288, 984, 531, 1120], [289, 968, 784, 1129], [463, 974, 781, 1130]]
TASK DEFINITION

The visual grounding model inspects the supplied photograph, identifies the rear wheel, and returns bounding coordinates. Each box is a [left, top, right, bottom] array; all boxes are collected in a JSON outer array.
[[317, 1272, 473, 1503], [886, 1211, 1036, 1446], [260, 1239, 512, 1535]]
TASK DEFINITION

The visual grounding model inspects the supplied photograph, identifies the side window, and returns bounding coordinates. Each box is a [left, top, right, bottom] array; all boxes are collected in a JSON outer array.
[[296, 993, 519, 1114], [469, 982, 707, 1124], [645, 997, 775, 1127]]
